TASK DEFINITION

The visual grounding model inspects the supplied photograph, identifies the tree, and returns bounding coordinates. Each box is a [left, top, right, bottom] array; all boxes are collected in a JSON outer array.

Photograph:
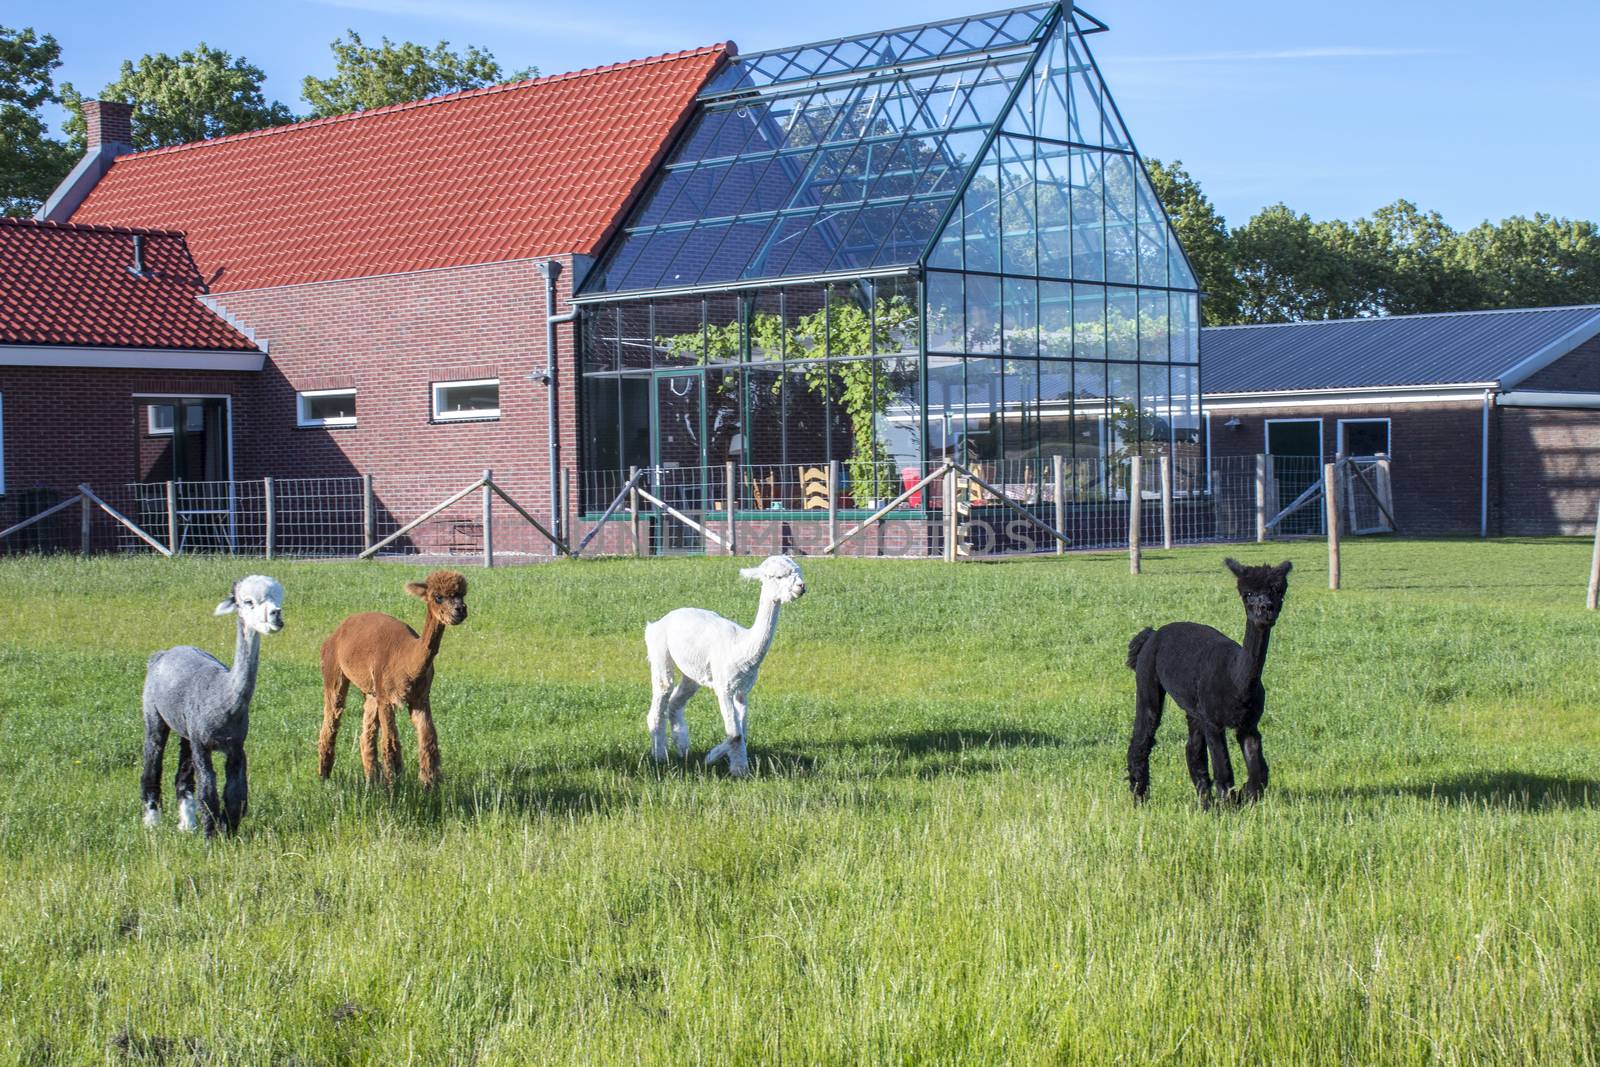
[[1230, 205, 1381, 323], [58, 43, 294, 150], [0, 25, 74, 216], [1144, 158, 1244, 325], [1353, 200, 1482, 315], [1449, 214, 1600, 310], [302, 31, 535, 117]]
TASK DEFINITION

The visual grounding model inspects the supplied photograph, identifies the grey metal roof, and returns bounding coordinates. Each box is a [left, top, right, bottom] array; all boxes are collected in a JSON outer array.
[[1201, 304, 1600, 396]]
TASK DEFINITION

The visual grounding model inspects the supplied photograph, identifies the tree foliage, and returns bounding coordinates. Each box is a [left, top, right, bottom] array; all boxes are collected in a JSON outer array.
[[58, 43, 293, 151], [0, 25, 74, 216], [1144, 159, 1243, 325], [302, 31, 534, 116]]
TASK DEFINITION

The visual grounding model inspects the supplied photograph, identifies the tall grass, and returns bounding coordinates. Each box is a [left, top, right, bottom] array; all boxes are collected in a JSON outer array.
[[1, 540, 1597, 1065]]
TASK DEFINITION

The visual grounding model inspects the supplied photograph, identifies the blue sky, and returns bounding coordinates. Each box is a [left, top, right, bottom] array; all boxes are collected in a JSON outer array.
[[16, 0, 1600, 231]]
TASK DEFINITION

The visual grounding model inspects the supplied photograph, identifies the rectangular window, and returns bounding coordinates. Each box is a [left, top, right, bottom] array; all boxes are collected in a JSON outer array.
[[147, 403, 205, 436], [432, 378, 500, 422], [296, 388, 357, 428], [1338, 418, 1391, 457]]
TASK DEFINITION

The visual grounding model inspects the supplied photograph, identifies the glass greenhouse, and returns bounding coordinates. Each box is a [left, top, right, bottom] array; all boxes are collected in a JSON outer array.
[[574, 2, 1200, 517]]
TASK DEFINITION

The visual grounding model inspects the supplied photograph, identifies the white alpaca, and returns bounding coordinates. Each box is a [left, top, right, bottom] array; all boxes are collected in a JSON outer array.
[[644, 554, 805, 777]]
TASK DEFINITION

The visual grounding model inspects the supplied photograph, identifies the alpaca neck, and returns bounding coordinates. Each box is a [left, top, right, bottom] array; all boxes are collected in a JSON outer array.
[[228, 617, 261, 708], [1232, 620, 1273, 691], [408, 609, 447, 678], [735, 590, 782, 670]]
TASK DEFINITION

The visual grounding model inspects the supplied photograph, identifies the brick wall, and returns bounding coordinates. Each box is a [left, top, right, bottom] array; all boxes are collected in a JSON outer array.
[[1517, 336, 1600, 392], [210, 256, 581, 525], [1499, 407, 1600, 535], [1206, 401, 1493, 535]]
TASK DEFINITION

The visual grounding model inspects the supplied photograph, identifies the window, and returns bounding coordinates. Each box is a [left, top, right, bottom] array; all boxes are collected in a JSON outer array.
[[1338, 418, 1391, 458], [147, 403, 206, 436], [296, 388, 357, 428], [432, 379, 500, 421]]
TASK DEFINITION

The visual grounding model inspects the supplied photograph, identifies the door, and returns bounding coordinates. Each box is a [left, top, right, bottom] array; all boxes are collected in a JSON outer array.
[[135, 397, 234, 549], [653, 371, 704, 550], [1265, 418, 1323, 535]]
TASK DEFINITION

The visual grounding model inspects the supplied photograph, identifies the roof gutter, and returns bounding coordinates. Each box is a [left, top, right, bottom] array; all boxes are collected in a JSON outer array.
[[1496, 390, 1600, 410]]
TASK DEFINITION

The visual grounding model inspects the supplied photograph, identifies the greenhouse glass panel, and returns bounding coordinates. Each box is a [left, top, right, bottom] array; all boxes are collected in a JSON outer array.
[[577, 3, 1200, 504]]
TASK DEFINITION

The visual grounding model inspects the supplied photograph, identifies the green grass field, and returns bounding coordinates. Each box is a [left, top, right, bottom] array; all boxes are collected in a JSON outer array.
[[1, 540, 1598, 1065]]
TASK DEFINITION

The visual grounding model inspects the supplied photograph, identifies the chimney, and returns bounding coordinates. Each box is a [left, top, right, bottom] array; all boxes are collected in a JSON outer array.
[[82, 100, 134, 152]]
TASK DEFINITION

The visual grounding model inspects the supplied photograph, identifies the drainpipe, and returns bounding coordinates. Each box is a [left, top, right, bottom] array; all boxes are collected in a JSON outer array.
[[1480, 389, 1492, 538], [538, 261, 579, 555]]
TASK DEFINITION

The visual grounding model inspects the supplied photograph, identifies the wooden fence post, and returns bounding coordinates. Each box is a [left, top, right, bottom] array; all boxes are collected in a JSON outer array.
[[1588, 498, 1600, 610], [264, 477, 275, 560], [1129, 456, 1142, 575], [629, 466, 643, 558], [80, 492, 92, 555], [1052, 454, 1066, 557], [827, 459, 839, 554], [1375, 453, 1394, 530], [1255, 454, 1269, 542], [1325, 461, 1341, 590], [481, 469, 494, 569], [943, 467, 958, 564], [559, 467, 571, 559], [166, 480, 179, 555], [1159, 453, 1173, 550], [362, 473, 375, 553], [726, 461, 738, 556]]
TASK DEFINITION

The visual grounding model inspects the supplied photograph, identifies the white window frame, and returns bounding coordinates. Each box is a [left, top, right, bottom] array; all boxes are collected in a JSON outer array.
[[1336, 417, 1391, 458], [146, 402, 207, 436], [296, 387, 358, 428], [431, 377, 500, 422]]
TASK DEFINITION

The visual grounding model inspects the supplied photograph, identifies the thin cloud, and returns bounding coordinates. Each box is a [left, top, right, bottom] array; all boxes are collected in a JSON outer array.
[[1118, 46, 1445, 63], [307, 0, 692, 51]]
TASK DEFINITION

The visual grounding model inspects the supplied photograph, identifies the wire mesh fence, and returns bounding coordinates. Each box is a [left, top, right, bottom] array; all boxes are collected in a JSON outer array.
[[2, 452, 1375, 562]]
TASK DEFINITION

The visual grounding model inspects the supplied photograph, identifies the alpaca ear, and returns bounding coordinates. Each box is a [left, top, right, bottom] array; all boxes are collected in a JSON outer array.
[[1276, 560, 1294, 575], [213, 596, 237, 616], [405, 581, 428, 598], [1224, 557, 1245, 577], [739, 566, 763, 581]]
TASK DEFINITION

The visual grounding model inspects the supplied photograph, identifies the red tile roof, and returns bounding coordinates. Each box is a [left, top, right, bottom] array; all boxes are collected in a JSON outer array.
[[69, 45, 730, 293], [0, 218, 258, 351]]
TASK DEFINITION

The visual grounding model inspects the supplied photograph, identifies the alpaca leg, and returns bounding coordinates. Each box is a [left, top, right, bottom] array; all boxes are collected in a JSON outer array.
[[1238, 728, 1269, 801], [222, 747, 248, 833], [359, 694, 382, 784], [1184, 718, 1213, 801], [379, 703, 404, 783], [665, 677, 699, 760], [1203, 727, 1236, 800], [193, 747, 223, 839], [1126, 670, 1165, 801], [709, 688, 747, 777], [140, 710, 169, 828], [174, 737, 199, 831], [410, 703, 441, 788], [731, 693, 751, 776], [317, 674, 350, 779], [646, 644, 677, 762]]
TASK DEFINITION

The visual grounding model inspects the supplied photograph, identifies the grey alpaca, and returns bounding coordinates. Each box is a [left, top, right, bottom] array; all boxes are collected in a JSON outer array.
[[141, 575, 284, 836], [1125, 558, 1291, 804]]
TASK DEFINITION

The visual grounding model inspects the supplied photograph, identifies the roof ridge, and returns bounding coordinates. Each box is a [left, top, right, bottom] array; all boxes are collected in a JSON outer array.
[[1, 216, 186, 239], [108, 42, 734, 164], [1206, 304, 1600, 331]]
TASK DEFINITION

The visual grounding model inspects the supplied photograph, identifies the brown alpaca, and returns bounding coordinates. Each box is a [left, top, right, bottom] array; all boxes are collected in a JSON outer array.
[[317, 570, 468, 788]]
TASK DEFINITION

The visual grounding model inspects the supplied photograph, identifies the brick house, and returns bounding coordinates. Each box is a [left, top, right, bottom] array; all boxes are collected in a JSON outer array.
[[0, 217, 265, 533], [7, 46, 728, 548], [1202, 305, 1600, 536]]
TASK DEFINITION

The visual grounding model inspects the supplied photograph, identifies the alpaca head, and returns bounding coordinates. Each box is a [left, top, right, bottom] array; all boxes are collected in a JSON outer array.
[[1224, 558, 1292, 627], [740, 554, 806, 604], [214, 575, 285, 636], [406, 570, 469, 626]]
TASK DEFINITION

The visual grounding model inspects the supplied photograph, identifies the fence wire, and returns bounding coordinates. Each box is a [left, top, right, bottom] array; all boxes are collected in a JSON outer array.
[[3, 453, 1380, 561]]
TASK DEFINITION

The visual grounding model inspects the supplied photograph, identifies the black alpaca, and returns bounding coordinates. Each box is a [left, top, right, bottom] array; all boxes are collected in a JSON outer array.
[[1125, 558, 1292, 804]]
